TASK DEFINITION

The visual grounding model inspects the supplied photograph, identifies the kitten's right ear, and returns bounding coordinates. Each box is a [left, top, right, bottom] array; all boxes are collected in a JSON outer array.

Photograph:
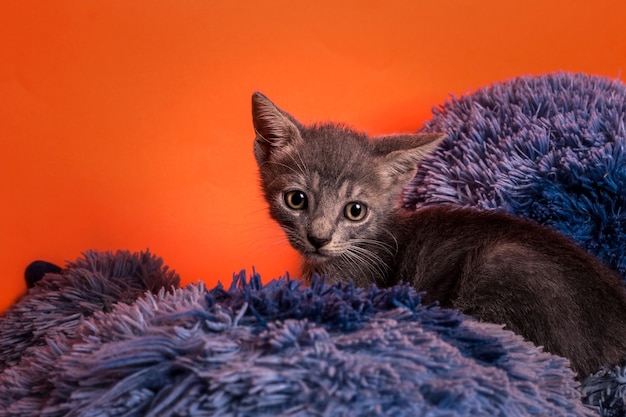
[[252, 92, 302, 163], [377, 133, 446, 188]]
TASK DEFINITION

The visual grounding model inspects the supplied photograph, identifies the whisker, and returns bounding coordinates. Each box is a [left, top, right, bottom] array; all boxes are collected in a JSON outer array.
[[348, 246, 390, 278], [339, 251, 369, 282], [291, 149, 310, 178], [267, 160, 304, 177], [238, 233, 290, 255], [350, 246, 389, 267], [382, 230, 400, 253], [351, 238, 397, 258], [341, 245, 389, 284]]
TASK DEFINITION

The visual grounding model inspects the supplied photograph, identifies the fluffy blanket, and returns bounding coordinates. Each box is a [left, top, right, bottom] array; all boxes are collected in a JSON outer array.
[[1, 72, 625, 416], [0, 251, 594, 416]]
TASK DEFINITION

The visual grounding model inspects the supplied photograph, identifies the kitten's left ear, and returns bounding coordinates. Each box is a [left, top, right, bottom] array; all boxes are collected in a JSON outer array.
[[377, 133, 446, 186], [252, 92, 302, 163]]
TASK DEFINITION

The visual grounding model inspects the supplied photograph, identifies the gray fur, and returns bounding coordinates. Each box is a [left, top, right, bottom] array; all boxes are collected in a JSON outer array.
[[252, 92, 443, 285], [252, 92, 626, 377]]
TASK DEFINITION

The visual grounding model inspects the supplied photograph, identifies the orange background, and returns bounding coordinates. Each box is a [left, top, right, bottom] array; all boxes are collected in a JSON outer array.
[[1, 1, 625, 312]]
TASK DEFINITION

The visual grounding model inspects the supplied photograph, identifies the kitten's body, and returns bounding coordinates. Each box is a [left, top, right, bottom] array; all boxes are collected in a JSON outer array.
[[252, 92, 626, 377]]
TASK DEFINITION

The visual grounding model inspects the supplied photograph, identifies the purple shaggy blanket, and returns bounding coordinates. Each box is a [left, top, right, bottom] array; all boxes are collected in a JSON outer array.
[[0, 250, 594, 416]]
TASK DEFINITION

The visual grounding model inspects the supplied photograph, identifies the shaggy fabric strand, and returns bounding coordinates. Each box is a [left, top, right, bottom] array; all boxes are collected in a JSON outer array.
[[0, 251, 594, 416]]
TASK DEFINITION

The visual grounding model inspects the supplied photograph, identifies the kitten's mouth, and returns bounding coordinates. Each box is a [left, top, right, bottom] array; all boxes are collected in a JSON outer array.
[[304, 251, 330, 262], [303, 248, 336, 263]]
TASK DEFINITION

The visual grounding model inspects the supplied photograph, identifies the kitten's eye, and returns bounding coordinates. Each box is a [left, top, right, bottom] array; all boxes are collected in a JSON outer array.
[[344, 202, 367, 221], [284, 190, 308, 210]]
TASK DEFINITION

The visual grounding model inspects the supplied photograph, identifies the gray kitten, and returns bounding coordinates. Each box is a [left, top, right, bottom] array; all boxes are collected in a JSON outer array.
[[252, 91, 626, 377]]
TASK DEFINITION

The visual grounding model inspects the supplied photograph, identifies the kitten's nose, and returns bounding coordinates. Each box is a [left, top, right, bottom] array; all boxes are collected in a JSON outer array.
[[307, 234, 330, 250]]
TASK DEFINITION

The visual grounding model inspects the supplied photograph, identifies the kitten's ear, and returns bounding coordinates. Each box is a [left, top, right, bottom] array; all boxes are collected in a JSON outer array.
[[377, 133, 446, 186], [252, 92, 302, 163]]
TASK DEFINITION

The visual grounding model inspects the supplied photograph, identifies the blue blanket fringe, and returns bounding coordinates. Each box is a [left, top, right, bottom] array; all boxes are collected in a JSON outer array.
[[0, 250, 595, 416]]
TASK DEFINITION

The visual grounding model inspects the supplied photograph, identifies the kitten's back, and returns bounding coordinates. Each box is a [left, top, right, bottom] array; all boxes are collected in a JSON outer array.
[[395, 206, 626, 377]]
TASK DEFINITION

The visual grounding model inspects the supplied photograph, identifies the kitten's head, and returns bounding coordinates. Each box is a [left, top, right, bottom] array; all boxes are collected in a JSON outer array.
[[252, 92, 443, 279]]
